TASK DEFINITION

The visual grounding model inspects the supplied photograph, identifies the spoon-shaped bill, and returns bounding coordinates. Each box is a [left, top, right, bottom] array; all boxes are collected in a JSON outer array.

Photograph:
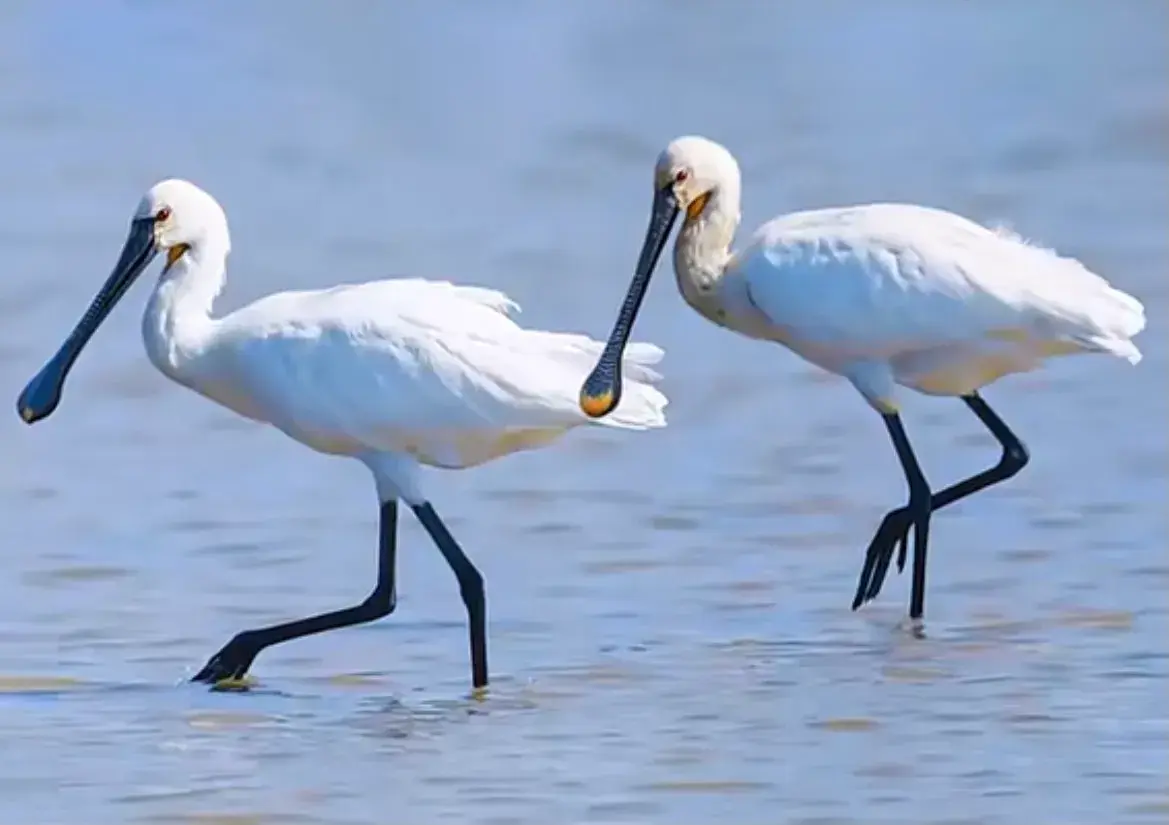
[[17, 218, 157, 424], [579, 188, 678, 418]]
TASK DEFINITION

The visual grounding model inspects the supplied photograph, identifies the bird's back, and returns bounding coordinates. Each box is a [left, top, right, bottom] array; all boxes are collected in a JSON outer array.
[[738, 203, 1145, 368]]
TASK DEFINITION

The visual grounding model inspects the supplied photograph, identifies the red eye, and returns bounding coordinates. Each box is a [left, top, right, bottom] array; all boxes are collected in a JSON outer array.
[[155, 206, 172, 222], [675, 169, 689, 182]]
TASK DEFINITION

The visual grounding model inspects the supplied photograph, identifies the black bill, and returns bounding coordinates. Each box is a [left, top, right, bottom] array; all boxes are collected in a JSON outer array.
[[17, 217, 157, 424], [579, 187, 678, 418]]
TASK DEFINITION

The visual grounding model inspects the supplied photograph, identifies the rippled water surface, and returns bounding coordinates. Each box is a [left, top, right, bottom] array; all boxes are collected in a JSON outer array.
[[1, 2, 1166, 823]]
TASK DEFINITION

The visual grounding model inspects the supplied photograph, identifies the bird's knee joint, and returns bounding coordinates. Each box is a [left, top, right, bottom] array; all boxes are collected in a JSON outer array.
[[458, 571, 485, 612], [1000, 442, 1030, 475], [362, 589, 397, 619]]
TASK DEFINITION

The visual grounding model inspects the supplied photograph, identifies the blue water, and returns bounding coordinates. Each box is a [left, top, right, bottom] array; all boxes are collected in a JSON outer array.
[[1, 1, 1165, 823]]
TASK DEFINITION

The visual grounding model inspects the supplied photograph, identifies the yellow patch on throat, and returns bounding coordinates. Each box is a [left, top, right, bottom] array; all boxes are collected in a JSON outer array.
[[163, 242, 191, 273], [685, 191, 711, 221]]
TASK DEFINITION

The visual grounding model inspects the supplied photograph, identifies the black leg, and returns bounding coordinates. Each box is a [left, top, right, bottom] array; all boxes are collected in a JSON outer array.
[[852, 393, 1029, 612], [412, 503, 488, 690], [878, 413, 933, 618], [192, 500, 399, 684]]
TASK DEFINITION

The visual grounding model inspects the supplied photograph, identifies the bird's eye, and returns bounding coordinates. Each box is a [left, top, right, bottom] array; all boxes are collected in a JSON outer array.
[[674, 169, 690, 183], [155, 206, 172, 223]]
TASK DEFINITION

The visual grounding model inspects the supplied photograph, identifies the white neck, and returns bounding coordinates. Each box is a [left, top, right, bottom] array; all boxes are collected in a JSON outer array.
[[673, 182, 741, 307], [142, 237, 228, 379]]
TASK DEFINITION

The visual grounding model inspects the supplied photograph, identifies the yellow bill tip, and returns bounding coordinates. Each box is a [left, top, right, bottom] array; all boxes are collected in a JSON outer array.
[[19, 406, 35, 423], [579, 389, 616, 419]]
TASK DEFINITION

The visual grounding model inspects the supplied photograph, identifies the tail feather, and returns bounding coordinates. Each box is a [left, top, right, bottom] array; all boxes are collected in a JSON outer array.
[[598, 342, 668, 430], [1008, 242, 1148, 366], [524, 332, 664, 382], [614, 342, 665, 384], [1066, 284, 1146, 365], [1071, 330, 1143, 364], [513, 329, 668, 429]]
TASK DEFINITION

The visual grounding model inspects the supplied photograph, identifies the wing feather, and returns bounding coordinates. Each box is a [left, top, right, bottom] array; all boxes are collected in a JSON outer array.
[[740, 204, 1143, 362], [198, 278, 665, 463]]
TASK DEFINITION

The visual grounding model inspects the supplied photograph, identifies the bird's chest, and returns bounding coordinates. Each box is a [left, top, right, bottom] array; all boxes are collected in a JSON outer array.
[[683, 270, 849, 374], [184, 371, 270, 427], [681, 287, 734, 332], [678, 267, 772, 340], [676, 266, 739, 331]]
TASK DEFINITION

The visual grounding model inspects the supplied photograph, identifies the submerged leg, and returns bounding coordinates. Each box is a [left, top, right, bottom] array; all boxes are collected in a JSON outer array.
[[852, 393, 1029, 612], [412, 503, 488, 689], [192, 500, 399, 684]]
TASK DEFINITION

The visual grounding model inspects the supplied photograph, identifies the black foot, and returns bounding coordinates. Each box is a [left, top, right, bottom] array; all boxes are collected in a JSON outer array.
[[851, 506, 913, 610], [191, 632, 261, 684]]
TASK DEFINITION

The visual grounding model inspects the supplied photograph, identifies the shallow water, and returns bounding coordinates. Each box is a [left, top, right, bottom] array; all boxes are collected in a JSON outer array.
[[1, 1, 1166, 823]]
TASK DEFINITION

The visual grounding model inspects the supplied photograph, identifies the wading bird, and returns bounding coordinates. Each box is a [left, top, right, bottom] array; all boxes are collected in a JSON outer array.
[[18, 179, 669, 689], [580, 135, 1144, 623]]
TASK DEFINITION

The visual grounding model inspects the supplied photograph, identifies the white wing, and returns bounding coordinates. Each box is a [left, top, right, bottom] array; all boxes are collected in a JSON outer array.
[[198, 278, 666, 466], [738, 204, 1144, 364]]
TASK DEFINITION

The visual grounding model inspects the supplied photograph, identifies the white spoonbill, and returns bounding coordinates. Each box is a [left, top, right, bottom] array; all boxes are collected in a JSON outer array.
[[580, 135, 1145, 622], [18, 178, 669, 689]]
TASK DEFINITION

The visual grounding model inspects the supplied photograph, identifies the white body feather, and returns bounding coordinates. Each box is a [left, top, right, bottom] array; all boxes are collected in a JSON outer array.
[[713, 203, 1144, 406], [134, 183, 666, 504], [177, 279, 666, 468]]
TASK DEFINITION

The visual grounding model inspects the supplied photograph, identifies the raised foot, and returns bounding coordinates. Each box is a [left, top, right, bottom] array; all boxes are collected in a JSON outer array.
[[191, 633, 261, 686], [851, 505, 913, 610]]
